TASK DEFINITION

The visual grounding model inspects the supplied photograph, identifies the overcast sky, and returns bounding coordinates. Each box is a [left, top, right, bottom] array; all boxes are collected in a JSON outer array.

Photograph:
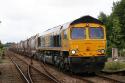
[[0, 0, 120, 43]]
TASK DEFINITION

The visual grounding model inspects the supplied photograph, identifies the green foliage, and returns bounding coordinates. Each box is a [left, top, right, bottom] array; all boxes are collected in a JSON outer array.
[[0, 41, 4, 56], [104, 61, 125, 71], [120, 49, 125, 56], [98, 0, 125, 56], [98, 12, 107, 24], [0, 44, 3, 49]]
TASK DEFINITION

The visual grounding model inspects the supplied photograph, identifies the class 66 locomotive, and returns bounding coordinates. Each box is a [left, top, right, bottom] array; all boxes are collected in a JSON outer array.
[[10, 15, 107, 73]]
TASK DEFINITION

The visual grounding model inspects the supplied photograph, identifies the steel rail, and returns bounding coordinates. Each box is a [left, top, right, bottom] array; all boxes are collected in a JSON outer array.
[[31, 64, 61, 83], [40, 63, 62, 83], [12, 53, 61, 83], [96, 74, 125, 83], [27, 65, 34, 83], [69, 74, 94, 83], [8, 55, 30, 83]]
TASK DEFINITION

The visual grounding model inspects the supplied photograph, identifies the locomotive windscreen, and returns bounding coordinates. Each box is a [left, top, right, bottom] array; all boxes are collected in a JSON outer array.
[[71, 27, 86, 39], [89, 27, 104, 39]]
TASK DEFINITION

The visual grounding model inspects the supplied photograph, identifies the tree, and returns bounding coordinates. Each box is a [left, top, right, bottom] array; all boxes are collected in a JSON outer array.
[[98, 0, 125, 56], [98, 12, 107, 24], [98, 12, 113, 55], [112, 0, 125, 49]]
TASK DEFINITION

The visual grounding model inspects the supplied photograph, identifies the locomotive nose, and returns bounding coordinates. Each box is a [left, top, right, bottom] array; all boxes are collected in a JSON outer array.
[[70, 40, 106, 56], [86, 47, 90, 51]]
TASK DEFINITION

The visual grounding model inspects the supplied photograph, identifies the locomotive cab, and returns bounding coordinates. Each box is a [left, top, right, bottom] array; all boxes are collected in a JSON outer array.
[[69, 23, 106, 57]]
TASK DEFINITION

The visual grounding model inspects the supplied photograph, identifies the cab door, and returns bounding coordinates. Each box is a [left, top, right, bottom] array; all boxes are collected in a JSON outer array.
[[61, 29, 69, 51]]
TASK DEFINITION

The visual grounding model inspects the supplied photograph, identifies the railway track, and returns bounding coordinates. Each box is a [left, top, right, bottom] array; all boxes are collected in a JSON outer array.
[[7, 51, 125, 83], [40, 62, 62, 83], [8, 54, 31, 83], [7, 51, 61, 83], [27, 65, 33, 83], [96, 73, 125, 83], [71, 73, 125, 83]]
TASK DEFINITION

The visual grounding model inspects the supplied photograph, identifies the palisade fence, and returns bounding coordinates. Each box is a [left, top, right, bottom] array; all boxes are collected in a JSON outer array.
[[112, 48, 125, 61]]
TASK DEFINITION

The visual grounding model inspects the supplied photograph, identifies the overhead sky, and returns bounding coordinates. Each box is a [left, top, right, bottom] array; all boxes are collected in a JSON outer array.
[[0, 0, 120, 43]]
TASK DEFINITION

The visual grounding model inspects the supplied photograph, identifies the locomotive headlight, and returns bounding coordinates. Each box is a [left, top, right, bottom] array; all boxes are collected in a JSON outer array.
[[71, 50, 76, 54], [100, 49, 105, 53], [97, 49, 105, 53]]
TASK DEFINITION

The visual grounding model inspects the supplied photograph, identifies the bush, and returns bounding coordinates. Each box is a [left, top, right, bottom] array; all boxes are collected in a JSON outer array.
[[119, 49, 125, 56], [104, 61, 125, 71], [0, 44, 3, 49]]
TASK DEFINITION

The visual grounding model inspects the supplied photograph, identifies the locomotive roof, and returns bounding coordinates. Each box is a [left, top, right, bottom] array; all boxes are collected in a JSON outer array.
[[71, 15, 103, 25], [40, 22, 71, 36]]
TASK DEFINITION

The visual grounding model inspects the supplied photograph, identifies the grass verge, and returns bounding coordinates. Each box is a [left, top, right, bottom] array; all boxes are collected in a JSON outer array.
[[103, 61, 125, 72]]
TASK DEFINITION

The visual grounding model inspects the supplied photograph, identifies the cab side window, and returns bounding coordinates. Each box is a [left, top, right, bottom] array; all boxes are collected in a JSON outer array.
[[53, 34, 61, 47]]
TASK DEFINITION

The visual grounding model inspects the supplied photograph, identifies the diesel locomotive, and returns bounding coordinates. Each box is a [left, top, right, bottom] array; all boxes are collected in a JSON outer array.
[[10, 15, 107, 73]]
